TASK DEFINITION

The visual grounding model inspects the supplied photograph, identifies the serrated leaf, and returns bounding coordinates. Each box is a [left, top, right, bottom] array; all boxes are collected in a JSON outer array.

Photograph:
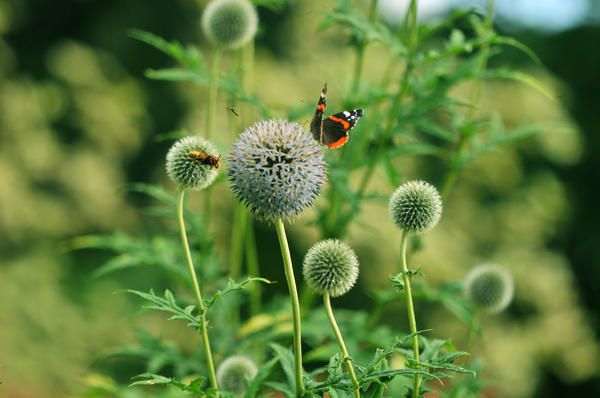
[[125, 289, 202, 331], [205, 277, 272, 311]]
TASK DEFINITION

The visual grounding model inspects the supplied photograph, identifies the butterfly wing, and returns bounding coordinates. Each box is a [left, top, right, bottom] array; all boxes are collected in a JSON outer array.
[[310, 83, 328, 143], [321, 109, 364, 148]]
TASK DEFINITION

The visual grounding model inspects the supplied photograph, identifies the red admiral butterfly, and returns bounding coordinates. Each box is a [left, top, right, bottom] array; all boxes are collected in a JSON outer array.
[[310, 82, 364, 148]]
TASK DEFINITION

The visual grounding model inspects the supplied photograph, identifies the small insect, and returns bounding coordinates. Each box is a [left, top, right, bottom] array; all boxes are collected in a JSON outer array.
[[227, 106, 239, 117], [187, 149, 221, 168], [309, 82, 364, 149]]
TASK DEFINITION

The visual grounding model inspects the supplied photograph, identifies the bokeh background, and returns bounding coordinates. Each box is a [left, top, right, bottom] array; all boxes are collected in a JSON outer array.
[[0, 0, 599, 397]]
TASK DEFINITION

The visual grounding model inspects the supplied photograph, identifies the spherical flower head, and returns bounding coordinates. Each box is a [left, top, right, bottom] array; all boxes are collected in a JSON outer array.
[[303, 239, 359, 297], [227, 119, 326, 223], [166, 136, 219, 190], [216, 355, 258, 396], [388, 180, 442, 235], [202, 0, 258, 49], [465, 264, 514, 314]]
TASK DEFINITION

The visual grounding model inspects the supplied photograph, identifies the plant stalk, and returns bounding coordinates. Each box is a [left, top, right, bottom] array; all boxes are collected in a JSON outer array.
[[177, 188, 218, 396], [274, 218, 305, 397], [324, 292, 361, 398], [400, 229, 420, 398]]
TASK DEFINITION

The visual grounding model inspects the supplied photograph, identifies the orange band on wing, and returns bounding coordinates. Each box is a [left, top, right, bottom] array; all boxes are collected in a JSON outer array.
[[327, 135, 348, 148], [328, 115, 350, 130], [317, 104, 325, 111]]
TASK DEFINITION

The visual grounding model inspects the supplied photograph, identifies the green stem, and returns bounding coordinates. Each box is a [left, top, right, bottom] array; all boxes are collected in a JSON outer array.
[[324, 293, 360, 398], [274, 218, 304, 397], [349, 0, 378, 99], [441, 0, 495, 199], [203, 46, 223, 224], [177, 188, 218, 395], [229, 204, 248, 324], [400, 229, 420, 398], [245, 216, 261, 316], [356, 0, 418, 200], [206, 45, 223, 140]]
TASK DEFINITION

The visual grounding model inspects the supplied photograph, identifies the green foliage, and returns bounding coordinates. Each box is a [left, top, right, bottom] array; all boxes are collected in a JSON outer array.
[[78, 2, 550, 397]]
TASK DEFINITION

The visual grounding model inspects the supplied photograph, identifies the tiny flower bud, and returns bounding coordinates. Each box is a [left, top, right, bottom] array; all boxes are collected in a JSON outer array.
[[227, 119, 327, 222], [465, 264, 514, 314], [303, 239, 359, 297], [202, 0, 258, 49], [216, 355, 258, 396], [388, 180, 442, 235], [166, 136, 219, 190]]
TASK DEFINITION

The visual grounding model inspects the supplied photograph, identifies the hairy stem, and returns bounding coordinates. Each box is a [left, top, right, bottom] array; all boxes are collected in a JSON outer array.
[[400, 229, 420, 398], [275, 218, 304, 397], [324, 293, 361, 398], [177, 188, 218, 395]]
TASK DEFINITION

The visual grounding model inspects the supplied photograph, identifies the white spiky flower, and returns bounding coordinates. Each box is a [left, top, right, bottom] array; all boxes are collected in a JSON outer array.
[[227, 119, 327, 222]]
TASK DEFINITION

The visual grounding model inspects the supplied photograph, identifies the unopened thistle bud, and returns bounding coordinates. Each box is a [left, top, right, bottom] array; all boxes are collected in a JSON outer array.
[[166, 136, 219, 190], [465, 264, 514, 314], [388, 180, 442, 235], [202, 0, 258, 49], [227, 119, 327, 223], [216, 355, 258, 396], [303, 239, 359, 297]]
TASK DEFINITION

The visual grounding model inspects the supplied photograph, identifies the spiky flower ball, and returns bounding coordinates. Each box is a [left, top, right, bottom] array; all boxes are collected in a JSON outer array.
[[465, 264, 514, 314], [201, 0, 258, 49], [388, 180, 442, 235], [216, 355, 258, 396], [228, 119, 326, 222], [166, 136, 219, 190], [303, 239, 359, 297]]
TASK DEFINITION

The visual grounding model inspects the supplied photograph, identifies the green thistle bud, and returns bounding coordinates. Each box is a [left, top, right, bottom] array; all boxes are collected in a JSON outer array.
[[216, 355, 258, 396], [303, 239, 359, 297], [388, 180, 442, 235], [201, 0, 258, 49], [166, 136, 219, 190], [227, 119, 327, 223], [465, 264, 514, 314]]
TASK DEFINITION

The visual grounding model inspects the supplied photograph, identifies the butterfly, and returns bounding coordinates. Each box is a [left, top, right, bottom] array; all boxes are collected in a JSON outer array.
[[187, 149, 221, 168], [309, 82, 364, 148]]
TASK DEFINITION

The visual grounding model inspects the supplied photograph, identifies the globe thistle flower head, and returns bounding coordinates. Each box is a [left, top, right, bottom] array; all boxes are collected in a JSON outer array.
[[216, 355, 258, 396], [388, 180, 442, 235], [228, 119, 326, 223], [465, 264, 514, 314], [202, 0, 258, 49], [303, 239, 359, 297], [166, 136, 219, 190]]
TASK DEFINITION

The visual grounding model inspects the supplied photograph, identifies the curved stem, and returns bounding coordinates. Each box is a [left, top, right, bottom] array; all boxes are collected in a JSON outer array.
[[324, 293, 360, 398], [400, 229, 420, 398], [177, 188, 218, 395], [274, 218, 304, 397]]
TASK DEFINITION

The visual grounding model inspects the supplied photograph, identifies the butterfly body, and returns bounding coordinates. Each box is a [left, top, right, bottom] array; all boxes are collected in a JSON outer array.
[[310, 83, 363, 148], [187, 150, 221, 168]]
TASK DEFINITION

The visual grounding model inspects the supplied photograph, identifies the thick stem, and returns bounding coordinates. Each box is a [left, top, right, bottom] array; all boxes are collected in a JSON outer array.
[[274, 218, 305, 397], [177, 189, 218, 395], [400, 229, 420, 398], [324, 293, 360, 398]]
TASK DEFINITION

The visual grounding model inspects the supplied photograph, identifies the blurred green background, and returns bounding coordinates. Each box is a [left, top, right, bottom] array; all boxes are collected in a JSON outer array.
[[0, 0, 599, 397]]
